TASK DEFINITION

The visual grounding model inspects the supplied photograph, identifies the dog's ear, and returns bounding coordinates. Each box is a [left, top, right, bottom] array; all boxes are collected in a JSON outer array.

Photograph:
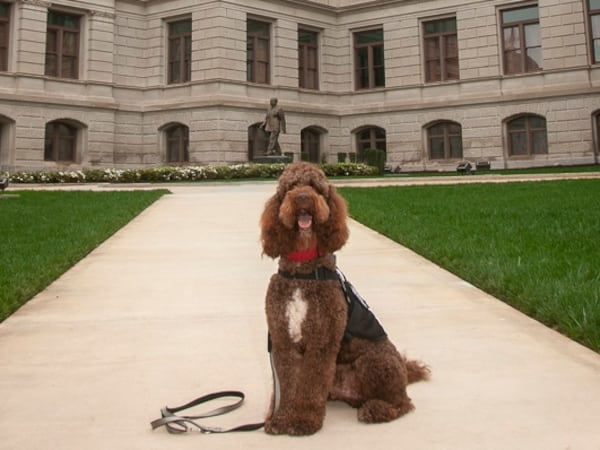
[[260, 194, 285, 258], [316, 185, 349, 254], [313, 193, 330, 224], [278, 191, 297, 229]]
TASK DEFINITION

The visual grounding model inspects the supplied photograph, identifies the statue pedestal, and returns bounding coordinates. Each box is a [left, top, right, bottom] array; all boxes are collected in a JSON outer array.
[[253, 155, 292, 164]]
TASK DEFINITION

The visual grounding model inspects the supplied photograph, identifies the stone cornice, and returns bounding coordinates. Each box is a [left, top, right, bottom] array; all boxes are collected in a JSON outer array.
[[89, 9, 116, 19], [19, 0, 51, 8], [118, 0, 421, 15], [18, 0, 116, 19]]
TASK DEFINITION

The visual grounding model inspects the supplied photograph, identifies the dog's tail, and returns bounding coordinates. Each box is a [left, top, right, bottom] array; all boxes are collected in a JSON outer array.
[[404, 357, 431, 384]]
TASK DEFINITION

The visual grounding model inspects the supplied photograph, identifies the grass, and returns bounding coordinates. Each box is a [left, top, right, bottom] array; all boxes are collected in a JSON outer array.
[[0, 190, 169, 322], [338, 180, 600, 353], [383, 163, 600, 178]]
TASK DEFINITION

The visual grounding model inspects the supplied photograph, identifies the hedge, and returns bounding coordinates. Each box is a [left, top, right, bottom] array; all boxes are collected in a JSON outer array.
[[3, 163, 378, 184]]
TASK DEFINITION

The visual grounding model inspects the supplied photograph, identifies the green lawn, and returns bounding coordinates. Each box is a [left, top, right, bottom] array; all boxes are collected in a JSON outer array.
[[338, 180, 600, 353], [0, 190, 169, 322]]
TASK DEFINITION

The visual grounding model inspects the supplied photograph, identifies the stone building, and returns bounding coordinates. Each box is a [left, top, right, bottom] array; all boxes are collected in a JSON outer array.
[[0, 0, 599, 172]]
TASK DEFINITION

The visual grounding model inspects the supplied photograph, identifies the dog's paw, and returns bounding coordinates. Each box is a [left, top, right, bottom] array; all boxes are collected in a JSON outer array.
[[357, 398, 414, 423], [264, 419, 283, 435], [265, 417, 322, 436]]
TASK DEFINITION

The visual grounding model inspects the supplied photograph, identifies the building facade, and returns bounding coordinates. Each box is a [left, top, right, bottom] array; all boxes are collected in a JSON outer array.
[[0, 0, 599, 172]]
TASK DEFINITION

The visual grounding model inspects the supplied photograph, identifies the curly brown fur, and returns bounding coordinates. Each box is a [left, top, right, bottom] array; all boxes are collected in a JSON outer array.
[[260, 162, 429, 436], [261, 164, 348, 259]]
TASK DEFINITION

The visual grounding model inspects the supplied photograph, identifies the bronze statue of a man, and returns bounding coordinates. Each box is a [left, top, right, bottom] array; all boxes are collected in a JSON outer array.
[[262, 97, 286, 155]]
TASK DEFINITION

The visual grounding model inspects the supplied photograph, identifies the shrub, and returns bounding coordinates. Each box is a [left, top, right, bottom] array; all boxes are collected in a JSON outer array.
[[364, 148, 386, 175], [321, 163, 378, 177], [6, 162, 377, 184]]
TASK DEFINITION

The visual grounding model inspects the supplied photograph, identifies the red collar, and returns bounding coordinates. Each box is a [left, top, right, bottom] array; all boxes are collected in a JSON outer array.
[[287, 248, 320, 263]]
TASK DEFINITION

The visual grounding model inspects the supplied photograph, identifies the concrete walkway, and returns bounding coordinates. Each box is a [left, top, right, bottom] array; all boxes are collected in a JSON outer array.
[[1, 178, 600, 450]]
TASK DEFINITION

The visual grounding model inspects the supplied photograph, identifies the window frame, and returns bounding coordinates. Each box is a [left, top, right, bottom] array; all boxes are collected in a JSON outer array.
[[247, 19, 270, 84], [355, 126, 386, 162], [588, 0, 600, 64], [248, 122, 269, 160], [167, 18, 192, 84], [300, 127, 322, 163], [165, 124, 189, 164], [506, 114, 548, 157], [0, 2, 10, 72], [44, 120, 77, 162], [298, 28, 319, 90], [45, 10, 81, 79], [423, 17, 459, 83], [354, 29, 385, 90], [500, 5, 542, 75], [427, 121, 463, 160], [594, 111, 600, 155]]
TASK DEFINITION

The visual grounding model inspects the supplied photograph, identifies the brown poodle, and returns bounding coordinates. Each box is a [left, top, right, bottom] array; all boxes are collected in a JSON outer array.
[[260, 162, 429, 436]]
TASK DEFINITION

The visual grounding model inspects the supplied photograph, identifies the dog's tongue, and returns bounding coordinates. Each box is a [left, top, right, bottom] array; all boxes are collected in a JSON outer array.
[[298, 213, 312, 230]]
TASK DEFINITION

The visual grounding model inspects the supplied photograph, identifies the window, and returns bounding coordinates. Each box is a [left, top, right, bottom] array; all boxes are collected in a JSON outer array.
[[507, 114, 547, 156], [0, 2, 10, 72], [427, 121, 463, 159], [165, 124, 189, 163], [0, 122, 4, 164], [167, 19, 191, 84], [301, 127, 322, 162], [0, 115, 14, 169], [44, 121, 77, 162], [356, 126, 386, 161], [248, 123, 269, 160], [501, 5, 542, 75], [423, 17, 459, 82], [299, 29, 319, 89], [45, 11, 80, 79], [354, 29, 385, 90], [589, 0, 600, 63], [247, 19, 270, 84], [594, 112, 600, 154]]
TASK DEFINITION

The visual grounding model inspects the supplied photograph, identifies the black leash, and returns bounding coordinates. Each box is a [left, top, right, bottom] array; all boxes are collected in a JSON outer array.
[[150, 390, 264, 434]]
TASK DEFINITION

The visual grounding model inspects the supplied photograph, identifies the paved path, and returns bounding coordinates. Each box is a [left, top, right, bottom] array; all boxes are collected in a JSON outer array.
[[1, 177, 600, 449]]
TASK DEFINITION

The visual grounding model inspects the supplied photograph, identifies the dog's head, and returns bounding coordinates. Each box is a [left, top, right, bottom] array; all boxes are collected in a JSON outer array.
[[260, 162, 349, 259]]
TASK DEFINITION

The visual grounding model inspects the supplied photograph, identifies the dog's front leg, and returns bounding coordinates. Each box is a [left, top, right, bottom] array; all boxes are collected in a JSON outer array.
[[266, 341, 341, 436], [264, 279, 347, 436], [265, 342, 305, 435], [293, 344, 341, 434]]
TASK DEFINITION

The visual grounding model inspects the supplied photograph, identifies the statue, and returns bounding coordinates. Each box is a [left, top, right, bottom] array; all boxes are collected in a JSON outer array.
[[261, 97, 286, 155]]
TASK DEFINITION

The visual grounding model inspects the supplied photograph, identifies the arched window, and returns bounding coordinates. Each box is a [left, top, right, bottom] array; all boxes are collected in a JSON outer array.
[[165, 124, 189, 163], [44, 120, 77, 162], [355, 126, 386, 162], [594, 111, 600, 155], [0, 116, 7, 163], [0, 115, 15, 170], [506, 114, 547, 156], [248, 123, 269, 161], [300, 127, 323, 163], [426, 121, 463, 160]]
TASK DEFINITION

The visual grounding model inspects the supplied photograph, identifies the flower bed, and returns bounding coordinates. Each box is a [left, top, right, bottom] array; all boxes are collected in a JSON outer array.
[[3, 163, 378, 184]]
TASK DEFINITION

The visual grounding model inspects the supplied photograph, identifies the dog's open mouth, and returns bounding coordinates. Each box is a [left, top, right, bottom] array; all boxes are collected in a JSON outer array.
[[298, 211, 313, 230]]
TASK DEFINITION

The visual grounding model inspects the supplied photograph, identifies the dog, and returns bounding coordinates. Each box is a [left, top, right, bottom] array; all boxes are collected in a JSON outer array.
[[260, 162, 430, 436]]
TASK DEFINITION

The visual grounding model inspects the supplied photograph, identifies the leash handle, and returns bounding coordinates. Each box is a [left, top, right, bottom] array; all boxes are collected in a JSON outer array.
[[150, 390, 264, 434]]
